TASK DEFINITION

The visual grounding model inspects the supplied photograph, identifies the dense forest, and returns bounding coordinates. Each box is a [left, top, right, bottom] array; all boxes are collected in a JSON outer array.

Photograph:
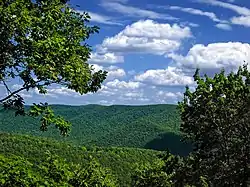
[[0, 104, 192, 156], [0, 0, 249, 186], [0, 133, 162, 186]]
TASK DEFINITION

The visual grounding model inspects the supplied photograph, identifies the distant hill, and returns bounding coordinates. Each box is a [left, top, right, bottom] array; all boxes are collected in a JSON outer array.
[[0, 104, 192, 156]]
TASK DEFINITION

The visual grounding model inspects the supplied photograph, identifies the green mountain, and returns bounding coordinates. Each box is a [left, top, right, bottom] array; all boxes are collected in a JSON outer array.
[[0, 133, 161, 186], [0, 104, 192, 156]]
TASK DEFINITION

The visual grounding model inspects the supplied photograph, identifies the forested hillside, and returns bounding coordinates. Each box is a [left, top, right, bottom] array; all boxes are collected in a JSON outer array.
[[0, 133, 161, 186], [1, 0, 249, 185], [0, 104, 191, 156]]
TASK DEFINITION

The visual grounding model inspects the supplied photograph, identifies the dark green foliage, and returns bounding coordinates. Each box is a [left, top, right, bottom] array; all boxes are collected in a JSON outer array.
[[178, 65, 250, 186], [132, 163, 173, 187], [132, 150, 210, 187], [0, 155, 40, 186], [0, 152, 117, 186], [0, 104, 191, 156], [0, 0, 107, 135], [131, 152, 179, 187], [0, 133, 161, 186], [131, 66, 250, 187]]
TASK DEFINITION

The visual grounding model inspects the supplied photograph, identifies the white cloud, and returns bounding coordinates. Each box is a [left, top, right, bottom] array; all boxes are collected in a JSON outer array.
[[231, 16, 250, 27], [97, 85, 116, 97], [168, 6, 225, 23], [106, 79, 143, 89], [195, 0, 250, 27], [185, 22, 200, 27], [11, 84, 22, 90], [101, 2, 177, 20], [98, 100, 114, 105], [168, 42, 250, 73], [196, 0, 250, 16], [121, 20, 192, 40], [90, 52, 124, 64], [107, 67, 126, 80], [20, 93, 33, 98], [135, 66, 194, 86], [9, 84, 34, 98], [91, 64, 126, 80], [102, 0, 128, 3], [215, 23, 232, 30], [98, 20, 192, 55], [8, 66, 127, 101], [156, 90, 183, 101], [48, 87, 80, 97], [124, 92, 143, 98], [160, 5, 234, 30], [91, 64, 103, 72], [87, 12, 122, 25], [96, 79, 148, 103], [10, 84, 59, 98], [7, 80, 186, 105]]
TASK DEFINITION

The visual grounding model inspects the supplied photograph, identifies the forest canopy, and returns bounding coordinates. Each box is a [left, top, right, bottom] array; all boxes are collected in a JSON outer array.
[[0, 0, 249, 186]]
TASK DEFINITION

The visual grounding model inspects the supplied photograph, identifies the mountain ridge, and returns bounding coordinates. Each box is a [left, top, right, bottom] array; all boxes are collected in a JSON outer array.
[[0, 104, 191, 156]]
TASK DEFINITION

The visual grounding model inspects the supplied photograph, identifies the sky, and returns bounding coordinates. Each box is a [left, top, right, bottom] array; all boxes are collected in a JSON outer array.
[[1, 0, 250, 105]]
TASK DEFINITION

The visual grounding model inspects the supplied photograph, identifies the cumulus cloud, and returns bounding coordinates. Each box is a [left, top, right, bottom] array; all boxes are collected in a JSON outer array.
[[101, 2, 177, 20], [10, 84, 59, 98], [6, 79, 186, 105], [168, 42, 250, 74], [156, 90, 183, 103], [95, 79, 150, 103], [106, 67, 126, 80], [48, 87, 80, 97], [121, 20, 192, 40], [135, 42, 250, 90], [91, 64, 126, 80], [157, 90, 182, 98], [105, 79, 143, 89], [89, 52, 124, 64], [134, 66, 194, 86], [97, 20, 192, 55]]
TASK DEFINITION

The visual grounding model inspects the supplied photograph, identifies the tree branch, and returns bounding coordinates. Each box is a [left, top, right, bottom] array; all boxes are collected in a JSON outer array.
[[0, 85, 29, 103], [0, 80, 43, 103], [0, 78, 64, 103], [2, 80, 12, 94]]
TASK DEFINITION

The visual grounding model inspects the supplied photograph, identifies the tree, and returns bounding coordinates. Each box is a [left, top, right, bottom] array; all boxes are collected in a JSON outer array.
[[0, 0, 107, 135], [0, 152, 117, 186], [131, 152, 175, 187], [178, 65, 250, 186]]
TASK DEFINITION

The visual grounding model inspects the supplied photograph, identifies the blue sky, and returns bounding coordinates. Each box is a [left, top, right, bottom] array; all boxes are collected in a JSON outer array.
[[1, 0, 250, 105]]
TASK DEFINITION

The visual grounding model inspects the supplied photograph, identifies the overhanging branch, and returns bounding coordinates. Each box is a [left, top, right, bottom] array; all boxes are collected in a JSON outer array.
[[2, 80, 12, 94], [0, 80, 43, 103], [0, 79, 64, 103]]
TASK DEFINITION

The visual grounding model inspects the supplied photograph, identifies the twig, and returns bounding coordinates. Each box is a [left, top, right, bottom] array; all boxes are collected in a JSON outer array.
[[2, 80, 12, 94], [0, 80, 43, 103]]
